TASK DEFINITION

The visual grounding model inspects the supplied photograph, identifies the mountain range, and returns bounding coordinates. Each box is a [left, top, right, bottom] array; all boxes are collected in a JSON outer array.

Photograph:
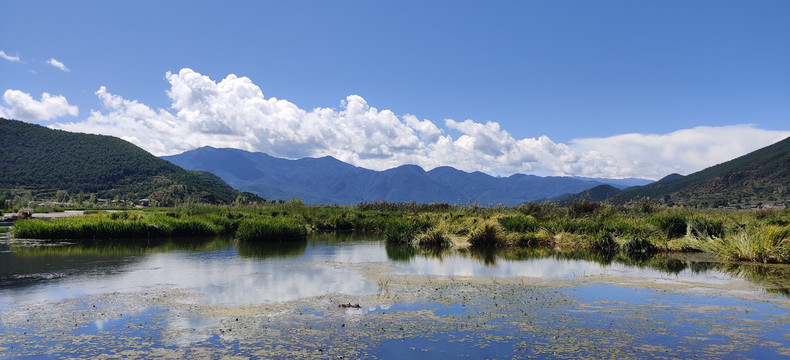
[[162, 147, 651, 205], [3, 116, 787, 209]]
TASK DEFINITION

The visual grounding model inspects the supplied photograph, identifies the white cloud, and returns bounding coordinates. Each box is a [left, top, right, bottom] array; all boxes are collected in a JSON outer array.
[[1, 89, 79, 121], [47, 58, 69, 72], [570, 126, 790, 179], [0, 50, 20, 62], [50, 68, 790, 180]]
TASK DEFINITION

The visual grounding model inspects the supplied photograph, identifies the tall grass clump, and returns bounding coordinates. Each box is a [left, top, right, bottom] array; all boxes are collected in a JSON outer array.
[[417, 226, 452, 248], [714, 225, 790, 263], [385, 219, 418, 245], [649, 212, 688, 239], [236, 218, 307, 243], [468, 222, 504, 248], [568, 200, 606, 219], [497, 215, 539, 233], [589, 232, 620, 253], [623, 237, 657, 260], [687, 217, 725, 239]]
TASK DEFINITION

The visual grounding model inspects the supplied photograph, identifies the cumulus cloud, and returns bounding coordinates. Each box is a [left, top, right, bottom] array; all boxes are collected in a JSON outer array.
[[1, 89, 79, 121], [51, 68, 790, 179], [0, 50, 20, 62], [47, 58, 69, 72], [570, 126, 790, 179]]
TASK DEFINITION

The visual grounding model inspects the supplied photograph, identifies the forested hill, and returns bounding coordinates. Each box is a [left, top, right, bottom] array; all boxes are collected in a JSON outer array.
[[0, 118, 241, 206], [611, 135, 790, 208]]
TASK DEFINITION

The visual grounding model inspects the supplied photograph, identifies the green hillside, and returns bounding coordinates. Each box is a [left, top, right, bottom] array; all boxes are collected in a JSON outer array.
[[0, 118, 241, 206], [555, 184, 622, 204], [613, 136, 790, 208]]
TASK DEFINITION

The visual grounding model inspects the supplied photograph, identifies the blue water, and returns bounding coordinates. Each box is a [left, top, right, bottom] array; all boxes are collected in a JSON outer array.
[[1, 233, 789, 358]]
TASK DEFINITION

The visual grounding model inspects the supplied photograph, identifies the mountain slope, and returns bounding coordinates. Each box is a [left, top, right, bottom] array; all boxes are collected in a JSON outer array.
[[164, 146, 652, 205], [612, 136, 790, 207], [554, 184, 623, 204], [0, 118, 240, 205]]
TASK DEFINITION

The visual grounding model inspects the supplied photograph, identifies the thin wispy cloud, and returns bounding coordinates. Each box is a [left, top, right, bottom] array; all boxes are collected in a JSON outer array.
[[50, 68, 790, 180], [0, 50, 21, 62], [47, 58, 69, 72], [1, 89, 79, 121]]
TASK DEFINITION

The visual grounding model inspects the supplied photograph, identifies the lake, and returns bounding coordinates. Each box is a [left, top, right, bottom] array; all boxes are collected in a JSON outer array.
[[1, 231, 789, 358]]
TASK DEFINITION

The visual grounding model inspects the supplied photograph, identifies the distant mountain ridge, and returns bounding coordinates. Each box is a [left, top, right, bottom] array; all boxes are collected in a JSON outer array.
[[0, 118, 246, 206], [163, 146, 652, 205], [611, 135, 790, 208]]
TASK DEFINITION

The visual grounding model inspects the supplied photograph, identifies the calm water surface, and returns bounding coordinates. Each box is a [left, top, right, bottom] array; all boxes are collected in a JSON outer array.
[[1, 231, 789, 358]]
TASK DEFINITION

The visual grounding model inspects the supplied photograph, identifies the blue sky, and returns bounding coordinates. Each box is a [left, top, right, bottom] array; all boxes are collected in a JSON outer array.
[[2, 1, 789, 179]]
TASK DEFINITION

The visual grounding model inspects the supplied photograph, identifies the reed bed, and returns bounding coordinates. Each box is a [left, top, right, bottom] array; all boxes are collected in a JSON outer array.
[[7, 202, 790, 264], [236, 218, 307, 243]]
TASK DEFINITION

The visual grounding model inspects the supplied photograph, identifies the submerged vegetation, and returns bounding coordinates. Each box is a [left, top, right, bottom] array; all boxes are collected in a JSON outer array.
[[8, 200, 790, 264]]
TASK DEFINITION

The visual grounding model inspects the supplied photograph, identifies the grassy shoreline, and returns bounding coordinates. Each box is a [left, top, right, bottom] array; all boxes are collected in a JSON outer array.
[[9, 201, 790, 264]]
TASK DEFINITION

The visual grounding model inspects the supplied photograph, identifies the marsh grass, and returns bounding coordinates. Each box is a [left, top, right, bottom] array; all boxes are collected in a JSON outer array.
[[649, 211, 688, 239], [385, 219, 418, 245], [498, 215, 539, 233], [9, 202, 790, 264], [687, 217, 725, 239], [417, 226, 451, 248], [714, 225, 790, 263], [468, 221, 505, 248], [623, 237, 658, 260], [588, 232, 620, 253], [236, 218, 307, 243]]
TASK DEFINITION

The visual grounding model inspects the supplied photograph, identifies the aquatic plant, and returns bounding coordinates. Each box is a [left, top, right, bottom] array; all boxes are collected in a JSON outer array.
[[687, 217, 725, 239], [468, 222, 504, 248], [236, 217, 307, 243], [589, 232, 620, 253], [623, 237, 657, 260], [649, 211, 688, 239], [417, 226, 451, 248], [497, 215, 539, 233], [568, 200, 606, 218], [714, 225, 790, 263], [385, 219, 418, 245]]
